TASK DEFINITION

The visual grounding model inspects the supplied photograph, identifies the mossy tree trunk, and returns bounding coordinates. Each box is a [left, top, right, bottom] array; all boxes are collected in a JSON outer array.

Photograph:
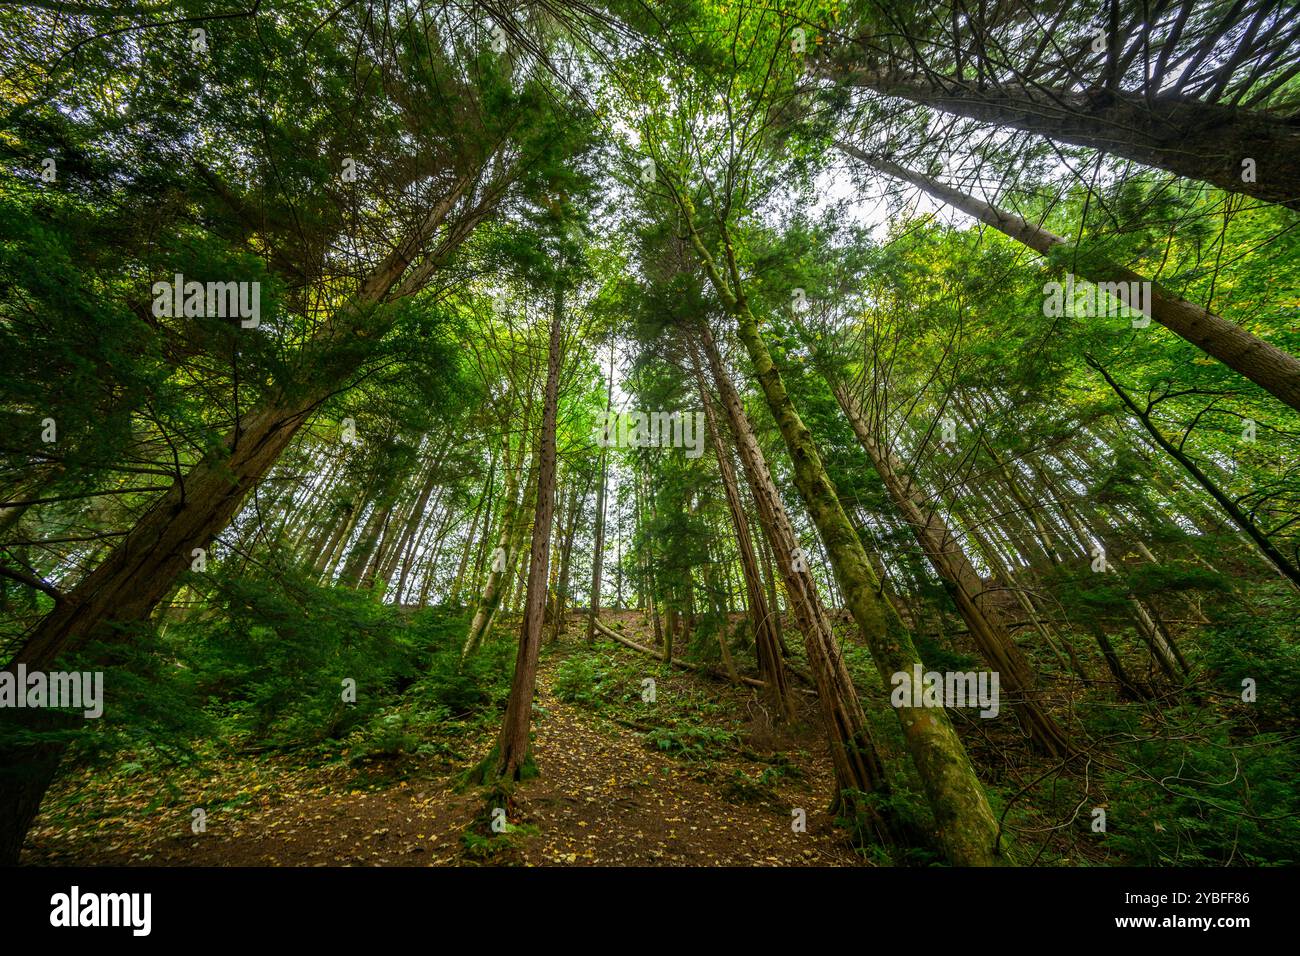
[[832, 383, 1074, 758], [692, 352, 793, 720], [674, 197, 1004, 864], [695, 323, 892, 839]]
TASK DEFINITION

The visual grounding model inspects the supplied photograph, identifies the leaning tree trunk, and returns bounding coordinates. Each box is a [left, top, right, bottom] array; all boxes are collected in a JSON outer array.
[[301, 494, 349, 575], [833, 384, 1073, 757], [0, 169, 490, 864], [11, 396, 328, 673], [462, 443, 533, 659], [695, 324, 893, 842], [0, 396, 320, 864], [678, 202, 1002, 862], [448, 454, 495, 607], [702, 543, 740, 683], [340, 498, 393, 588], [829, 72, 1300, 210], [314, 478, 373, 581], [389, 447, 449, 599], [1024, 451, 1167, 694], [839, 145, 1300, 413], [3, 185, 474, 657], [756, 524, 789, 656], [729, 307, 1001, 864], [692, 353, 793, 721]]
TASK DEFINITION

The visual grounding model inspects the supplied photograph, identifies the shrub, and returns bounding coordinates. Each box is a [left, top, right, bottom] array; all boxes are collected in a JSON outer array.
[[553, 654, 611, 708]]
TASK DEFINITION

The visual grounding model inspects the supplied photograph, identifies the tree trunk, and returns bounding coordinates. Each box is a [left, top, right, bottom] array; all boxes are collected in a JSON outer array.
[[492, 285, 564, 781], [695, 324, 894, 839], [841, 145, 1300, 412], [389, 447, 448, 598], [680, 198, 1001, 861], [831, 73, 1300, 210], [585, 350, 615, 643], [448, 454, 495, 607], [693, 352, 793, 720], [0, 398, 317, 864], [341, 499, 393, 588], [0, 146, 500, 866], [703, 543, 740, 684], [462, 441, 533, 658], [833, 383, 1073, 757], [548, 474, 584, 644]]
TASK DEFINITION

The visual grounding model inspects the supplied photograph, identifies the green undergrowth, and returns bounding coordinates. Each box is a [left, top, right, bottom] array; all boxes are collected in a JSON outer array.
[[551, 641, 752, 764], [27, 573, 523, 810]]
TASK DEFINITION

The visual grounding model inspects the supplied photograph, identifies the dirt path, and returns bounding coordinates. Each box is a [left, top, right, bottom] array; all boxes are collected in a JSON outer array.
[[25, 623, 864, 867], [506, 655, 861, 866]]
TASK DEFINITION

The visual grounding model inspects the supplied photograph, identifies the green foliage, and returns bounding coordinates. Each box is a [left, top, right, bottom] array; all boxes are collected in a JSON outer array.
[[175, 571, 407, 747], [683, 611, 725, 663], [3, 0, 1299, 874], [836, 786, 942, 867], [167, 575, 508, 756], [642, 724, 736, 761], [460, 819, 540, 861], [911, 628, 980, 675], [723, 769, 775, 803], [552, 654, 614, 709], [1097, 711, 1300, 866], [1203, 599, 1300, 730], [0, 623, 214, 770], [348, 712, 428, 761], [406, 609, 513, 719], [723, 759, 805, 804]]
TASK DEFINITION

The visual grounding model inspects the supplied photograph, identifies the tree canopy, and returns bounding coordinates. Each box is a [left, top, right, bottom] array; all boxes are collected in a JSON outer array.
[[2, 0, 1298, 873]]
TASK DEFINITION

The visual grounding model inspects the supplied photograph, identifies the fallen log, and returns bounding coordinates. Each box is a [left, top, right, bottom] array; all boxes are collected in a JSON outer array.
[[591, 616, 767, 689]]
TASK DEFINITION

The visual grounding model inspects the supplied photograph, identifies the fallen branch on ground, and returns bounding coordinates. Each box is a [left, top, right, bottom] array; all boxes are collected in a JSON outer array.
[[591, 615, 767, 689]]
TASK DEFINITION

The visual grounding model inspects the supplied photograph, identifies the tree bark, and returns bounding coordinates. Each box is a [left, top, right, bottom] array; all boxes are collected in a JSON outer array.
[[389, 446, 449, 598], [676, 199, 1002, 861], [585, 350, 615, 643], [492, 284, 565, 781], [692, 351, 793, 720], [462, 441, 534, 658], [549, 472, 585, 644], [695, 323, 893, 839], [833, 384, 1073, 756], [448, 454, 495, 608], [0, 161, 496, 864], [840, 145, 1300, 412], [830, 72, 1300, 210]]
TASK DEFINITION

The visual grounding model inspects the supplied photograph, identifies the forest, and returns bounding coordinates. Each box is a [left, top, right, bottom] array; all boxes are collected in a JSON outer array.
[[1, 0, 1298, 872]]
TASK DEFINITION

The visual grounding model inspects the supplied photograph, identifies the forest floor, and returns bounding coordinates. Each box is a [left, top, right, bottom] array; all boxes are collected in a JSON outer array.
[[23, 610, 866, 867]]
